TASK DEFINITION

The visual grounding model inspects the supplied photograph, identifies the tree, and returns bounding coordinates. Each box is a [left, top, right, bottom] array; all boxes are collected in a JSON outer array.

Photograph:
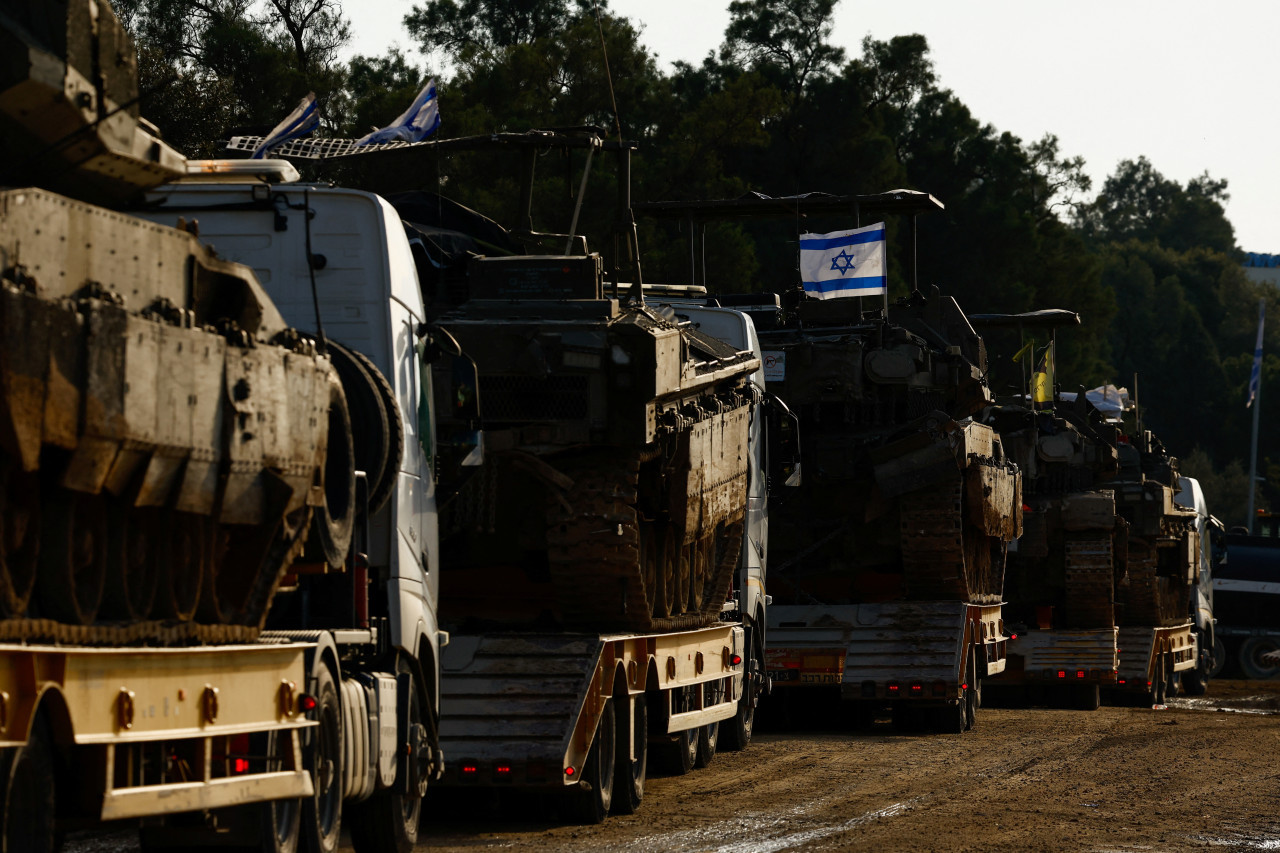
[[1079, 156, 1236, 255], [405, 0, 594, 69], [118, 0, 349, 156]]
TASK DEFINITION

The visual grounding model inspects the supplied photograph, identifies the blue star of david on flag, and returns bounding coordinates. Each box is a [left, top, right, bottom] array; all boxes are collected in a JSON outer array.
[[799, 222, 887, 299]]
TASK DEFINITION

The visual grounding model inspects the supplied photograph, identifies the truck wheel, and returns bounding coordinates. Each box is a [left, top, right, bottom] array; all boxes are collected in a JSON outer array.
[[1150, 654, 1167, 705], [964, 648, 980, 729], [260, 731, 302, 853], [611, 694, 646, 815], [563, 698, 615, 824], [326, 342, 403, 517], [1075, 683, 1101, 711], [696, 679, 723, 767], [932, 699, 967, 734], [719, 630, 762, 751], [696, 722, 719, 768], [1183, 631, 1211, 695], [1239, 637, 1280, 680], [348, 667, 425, 853], [303, 664, 343, 853], [307, 378, 356, 569], [652, 726, 696, 776], [1209, 635, 1228, 678], [0, 716, 56, 853]]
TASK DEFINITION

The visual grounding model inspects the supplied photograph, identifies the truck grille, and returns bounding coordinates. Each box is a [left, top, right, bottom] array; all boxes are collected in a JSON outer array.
[[480, 374, 589, 422]]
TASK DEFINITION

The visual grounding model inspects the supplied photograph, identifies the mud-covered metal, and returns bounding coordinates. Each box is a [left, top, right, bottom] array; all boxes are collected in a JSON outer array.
[[759, 287, 1021, 610], [0, 2, 352, 640], [0, 0, 187, 204], [431, 258, 759, 633]]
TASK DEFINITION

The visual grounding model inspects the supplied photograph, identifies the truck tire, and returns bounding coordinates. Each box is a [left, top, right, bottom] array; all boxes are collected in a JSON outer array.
[[720, 629, 762, 752], [326, 342, 403, 517], [1239, 637, 1280, 680], [307, 378, 356, 570], [611, 693, 646, 815], [259, 731, 302, 853], [652, 727, 696, 776], [0, 716, 56, 853], [1182, 630, 1211, 695], [696, 721, 720, 768], [348, 666, 425, 853], [1209, 634, 1228, 678], [1075, 683, 1101, 711], [303, 664, 343, 853], [563, 698, 615, 824]]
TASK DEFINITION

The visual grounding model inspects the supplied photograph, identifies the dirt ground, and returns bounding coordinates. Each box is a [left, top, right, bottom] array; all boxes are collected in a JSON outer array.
[[418, 678, 1280, 852]]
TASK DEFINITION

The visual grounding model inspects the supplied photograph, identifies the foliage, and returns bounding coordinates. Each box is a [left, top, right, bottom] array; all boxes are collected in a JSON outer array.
[[118, 0, 350, 156], [116, 0, 1270, 519]]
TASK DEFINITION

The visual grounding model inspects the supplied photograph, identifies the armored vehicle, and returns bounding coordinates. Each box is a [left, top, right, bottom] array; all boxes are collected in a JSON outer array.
[[975, 310, 1199, 707], [0, 0, 353, 638], [401, 132, 761, 633], [635, 191, 1020, 731]]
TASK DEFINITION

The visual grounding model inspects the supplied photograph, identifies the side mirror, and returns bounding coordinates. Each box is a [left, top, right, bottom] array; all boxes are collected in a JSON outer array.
[[416, 322, 462, 365], [766, 393, 801, 490]]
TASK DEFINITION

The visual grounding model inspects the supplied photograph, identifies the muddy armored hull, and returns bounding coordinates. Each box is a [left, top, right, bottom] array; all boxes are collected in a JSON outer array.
[[759, 290, 1021, 608], [0, 189, 353, 641], [433, 259, 759, 633]]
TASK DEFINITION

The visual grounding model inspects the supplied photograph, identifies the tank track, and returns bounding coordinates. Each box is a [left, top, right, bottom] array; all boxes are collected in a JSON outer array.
[[1116, 542, 1190, 628], [1062, 532, 1115, 629], [546, 449, 742, 633], [900, 478, 1003, 603]]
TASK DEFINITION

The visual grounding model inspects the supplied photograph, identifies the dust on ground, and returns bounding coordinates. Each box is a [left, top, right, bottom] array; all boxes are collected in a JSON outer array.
[[420, 678, 1280, 852]]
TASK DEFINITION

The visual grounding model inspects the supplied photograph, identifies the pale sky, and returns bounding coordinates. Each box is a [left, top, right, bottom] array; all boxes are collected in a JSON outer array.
[[346, 1, 1280, 252]]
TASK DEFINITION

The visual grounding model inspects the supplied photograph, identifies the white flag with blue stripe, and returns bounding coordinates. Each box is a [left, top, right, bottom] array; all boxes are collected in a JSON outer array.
[[1248, 298, 1265, 408], [356, 79, 441, 147], [799, 222, 887, 299], [251, 92, 319, 159]]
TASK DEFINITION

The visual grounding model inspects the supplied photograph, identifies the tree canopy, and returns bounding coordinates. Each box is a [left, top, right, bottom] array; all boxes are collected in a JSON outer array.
[[117, 0, 1273, 525]]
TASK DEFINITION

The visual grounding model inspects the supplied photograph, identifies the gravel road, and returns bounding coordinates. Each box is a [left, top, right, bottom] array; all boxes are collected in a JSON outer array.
[[419, 679, 1280, 852], [65, 679, 1280, 852]]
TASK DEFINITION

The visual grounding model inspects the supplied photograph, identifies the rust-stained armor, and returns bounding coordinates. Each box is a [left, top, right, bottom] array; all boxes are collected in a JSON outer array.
[[0, 0, 353, 639]]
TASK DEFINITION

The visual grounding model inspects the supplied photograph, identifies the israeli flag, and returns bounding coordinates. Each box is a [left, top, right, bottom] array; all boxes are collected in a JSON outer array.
[[250, 92, 319, 159], [356, 79, 441, 147], [799, 222, 887, 299], [1248, 299, 1265, 408]]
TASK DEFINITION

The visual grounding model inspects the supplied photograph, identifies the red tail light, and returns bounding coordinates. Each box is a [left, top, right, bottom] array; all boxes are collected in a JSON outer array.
[[565, 766, 575, 777], [297, 693, 318, 713], [731, 654, 742, 666], [462, 764, 478, 775], [1057, 670, 1066, 679], [496, 765, 511, 775]]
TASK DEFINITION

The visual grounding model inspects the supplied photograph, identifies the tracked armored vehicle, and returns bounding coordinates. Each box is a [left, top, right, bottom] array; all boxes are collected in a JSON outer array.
[[633, 191, 1019, 731], [975, 310, 1199, 707], [413, 135, 760, 633], [0, 0, 353, 639], [759, 289, 1019, 609]]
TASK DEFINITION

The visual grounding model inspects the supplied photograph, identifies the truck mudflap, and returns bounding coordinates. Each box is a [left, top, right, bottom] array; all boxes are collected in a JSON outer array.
[[1114, 623, 1196, 690], [437, 625, 744, 788], [0, 642, 315, 820], [765, 601, 1005, 702], [991, 628, 1119, 685]]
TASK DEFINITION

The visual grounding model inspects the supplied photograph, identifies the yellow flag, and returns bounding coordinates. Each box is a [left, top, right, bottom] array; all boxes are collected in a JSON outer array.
[[1011, 339, 1035, 364], [1032, 344, 1055, 405]]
